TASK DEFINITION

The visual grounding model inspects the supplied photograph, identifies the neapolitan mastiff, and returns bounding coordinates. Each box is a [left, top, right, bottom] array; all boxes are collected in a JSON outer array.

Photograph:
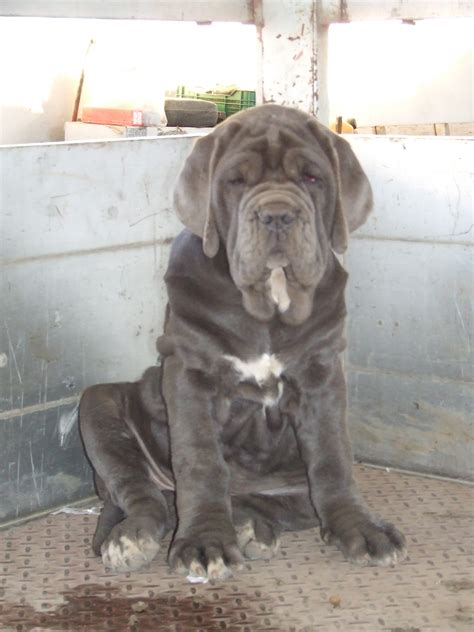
[[79, 104, 406, 579]]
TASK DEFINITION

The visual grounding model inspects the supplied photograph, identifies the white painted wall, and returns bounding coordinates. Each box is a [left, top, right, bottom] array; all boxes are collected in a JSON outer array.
[[0, 15, 472, 144], [0, 17, 257, 145], [329, 18, 473, 126]]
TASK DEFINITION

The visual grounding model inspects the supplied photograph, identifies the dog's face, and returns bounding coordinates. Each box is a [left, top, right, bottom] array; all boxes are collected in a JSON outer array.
[[174, 105, 373, 325]]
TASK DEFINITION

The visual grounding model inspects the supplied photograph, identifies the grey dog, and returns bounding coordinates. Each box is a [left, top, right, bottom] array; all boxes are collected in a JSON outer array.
[[79, 104, 406, 579]]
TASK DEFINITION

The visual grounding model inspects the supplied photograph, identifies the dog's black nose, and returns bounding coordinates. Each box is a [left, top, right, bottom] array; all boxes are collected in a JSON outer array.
[[258, 209, 295, 231]]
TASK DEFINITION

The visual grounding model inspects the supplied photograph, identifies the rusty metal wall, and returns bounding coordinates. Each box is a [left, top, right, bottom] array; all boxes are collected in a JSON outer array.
[[1, 133, 472, 526]]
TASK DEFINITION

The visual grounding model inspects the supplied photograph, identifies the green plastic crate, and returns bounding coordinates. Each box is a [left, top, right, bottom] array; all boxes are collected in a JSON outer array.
[[176, 86, 256, 117]]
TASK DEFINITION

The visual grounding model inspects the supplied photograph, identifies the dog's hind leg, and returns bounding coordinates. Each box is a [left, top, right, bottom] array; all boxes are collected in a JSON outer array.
[[79, 379, 174, 572], [91, 494, 124, 555], [232, 492, 318, 560]]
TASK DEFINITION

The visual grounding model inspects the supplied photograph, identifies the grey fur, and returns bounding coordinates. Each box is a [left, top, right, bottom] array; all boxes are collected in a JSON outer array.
[[79, 105, 406, 579]]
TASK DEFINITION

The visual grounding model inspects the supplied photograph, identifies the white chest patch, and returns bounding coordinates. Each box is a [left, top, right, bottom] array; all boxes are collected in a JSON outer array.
[[224, 353, 283, 385], [268, 267, 291, 313]]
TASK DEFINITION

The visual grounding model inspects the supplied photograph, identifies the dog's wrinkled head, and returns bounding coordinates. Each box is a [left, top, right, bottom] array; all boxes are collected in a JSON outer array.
[[174, 104, 372, 325]]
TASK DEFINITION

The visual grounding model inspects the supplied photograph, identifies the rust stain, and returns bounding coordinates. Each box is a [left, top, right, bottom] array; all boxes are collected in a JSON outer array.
[[1, 469, 473, 630], [0, 582, 273, 631], [251, 0, 264, 29], [442, 578, 474, 593], [340, 0, 349, 22], [29, 334, 58, 364]]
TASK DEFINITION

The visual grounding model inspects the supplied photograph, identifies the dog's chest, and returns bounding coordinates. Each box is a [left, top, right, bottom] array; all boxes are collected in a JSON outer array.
[[218, 354, 300, 473], [223, 352, 285, 408], [217, 341, 302, 471], [225, 353, 283, 385]]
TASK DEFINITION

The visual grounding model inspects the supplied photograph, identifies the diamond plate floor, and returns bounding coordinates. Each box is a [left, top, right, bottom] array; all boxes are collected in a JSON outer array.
[[1, 466, 473, 632]]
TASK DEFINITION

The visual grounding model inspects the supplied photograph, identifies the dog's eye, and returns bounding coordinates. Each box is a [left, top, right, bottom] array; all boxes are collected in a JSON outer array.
[[228, 175, 246, 186], [301, 173, 321, 185]]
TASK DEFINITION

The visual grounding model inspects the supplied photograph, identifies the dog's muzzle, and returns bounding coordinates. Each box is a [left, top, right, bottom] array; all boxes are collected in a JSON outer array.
[[241, 183, 312, 232], [257, 201, 297, 232], [239, 183, 314, 269]]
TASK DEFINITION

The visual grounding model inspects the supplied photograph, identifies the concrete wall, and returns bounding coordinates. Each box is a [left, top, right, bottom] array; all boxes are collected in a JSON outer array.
[[1, 133, 472, 524]]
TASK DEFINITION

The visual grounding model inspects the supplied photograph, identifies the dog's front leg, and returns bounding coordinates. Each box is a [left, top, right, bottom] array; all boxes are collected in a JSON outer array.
[[163, 356, 243, 580], [294, 356, 407, 566]]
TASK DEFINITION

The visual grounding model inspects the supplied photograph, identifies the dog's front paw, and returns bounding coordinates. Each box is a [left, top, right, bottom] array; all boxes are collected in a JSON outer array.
[[169, 521, 243, 581], [101, 516, 162, 572], [322, 505, 407, 567]]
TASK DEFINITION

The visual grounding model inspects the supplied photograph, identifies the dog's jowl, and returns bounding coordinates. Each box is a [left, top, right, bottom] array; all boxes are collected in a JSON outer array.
[[79, 104, 406, 579]]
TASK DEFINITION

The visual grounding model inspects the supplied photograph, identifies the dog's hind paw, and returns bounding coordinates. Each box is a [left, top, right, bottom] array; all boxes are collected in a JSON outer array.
[[101, 517, 161, 572], [235, 519, 280, 561]]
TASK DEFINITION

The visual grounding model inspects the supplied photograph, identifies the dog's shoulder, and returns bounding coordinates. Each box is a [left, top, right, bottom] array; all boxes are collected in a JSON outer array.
[[165, 229, 235, 304], [165, 229, 207, 279]]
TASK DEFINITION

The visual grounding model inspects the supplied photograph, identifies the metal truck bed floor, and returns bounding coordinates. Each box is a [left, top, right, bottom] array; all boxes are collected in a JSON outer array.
[[1, 465, 473, 631]]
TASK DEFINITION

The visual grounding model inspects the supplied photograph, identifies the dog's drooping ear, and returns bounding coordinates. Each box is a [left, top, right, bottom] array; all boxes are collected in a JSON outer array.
[[173, 133, 220, 257], [308, 121, 373, 254]]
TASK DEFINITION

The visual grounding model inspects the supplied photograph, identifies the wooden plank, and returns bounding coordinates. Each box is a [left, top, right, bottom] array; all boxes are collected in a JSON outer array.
[[358, 122, 473, 136]]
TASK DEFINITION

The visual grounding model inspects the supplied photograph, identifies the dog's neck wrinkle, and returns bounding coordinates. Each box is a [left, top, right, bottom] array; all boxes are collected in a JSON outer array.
[[206, 240, 346, 329]]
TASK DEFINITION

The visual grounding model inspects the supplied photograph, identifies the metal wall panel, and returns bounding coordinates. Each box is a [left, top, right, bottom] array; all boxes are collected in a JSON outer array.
[[0, 137, 194, 523], [0, 403, 91, 523], [347, 240, 472, 382], [1, 133, 472, 524], [348, 369, 473, 480], [347, 136, 473, 245], [345, 135, 473, 480], [1, 246, 173, 411], [1, 137, 187, 264]]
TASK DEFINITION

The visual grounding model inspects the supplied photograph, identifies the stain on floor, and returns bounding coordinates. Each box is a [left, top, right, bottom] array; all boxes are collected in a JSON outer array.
[[1, 466, 473, 631]]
